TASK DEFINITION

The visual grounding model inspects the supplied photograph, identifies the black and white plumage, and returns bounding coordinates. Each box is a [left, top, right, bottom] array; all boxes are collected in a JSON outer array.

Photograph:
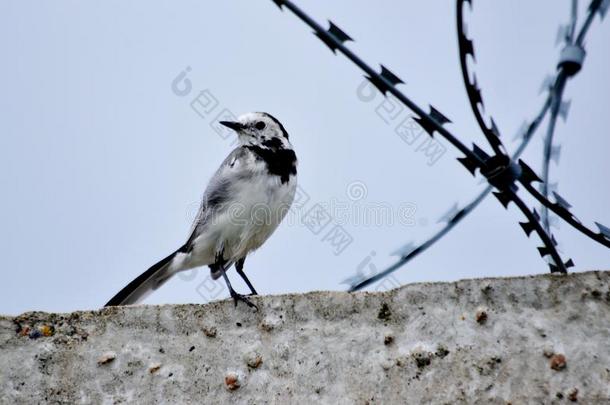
[[105, 112, 297, 308]]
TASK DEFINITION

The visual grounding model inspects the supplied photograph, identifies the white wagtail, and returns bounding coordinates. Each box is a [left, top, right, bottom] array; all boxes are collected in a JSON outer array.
[[105, 112, 297, 309]]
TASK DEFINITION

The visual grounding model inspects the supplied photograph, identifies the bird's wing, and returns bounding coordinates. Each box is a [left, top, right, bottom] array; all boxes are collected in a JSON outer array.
[[184, 146, 253, 249]]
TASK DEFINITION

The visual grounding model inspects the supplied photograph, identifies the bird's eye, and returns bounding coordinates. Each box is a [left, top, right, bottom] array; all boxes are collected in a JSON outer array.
[[255, 121, 266, 130]]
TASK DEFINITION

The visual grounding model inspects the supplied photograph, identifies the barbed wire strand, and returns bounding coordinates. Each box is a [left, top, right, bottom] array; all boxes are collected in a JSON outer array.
[[540, 0, 578, 232], [346, 0, 556, 291], [348, 0, 608, 290]]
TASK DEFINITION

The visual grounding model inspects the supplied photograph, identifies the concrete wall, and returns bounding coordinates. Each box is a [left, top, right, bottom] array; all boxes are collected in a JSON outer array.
[[1, 271, 609, 404]]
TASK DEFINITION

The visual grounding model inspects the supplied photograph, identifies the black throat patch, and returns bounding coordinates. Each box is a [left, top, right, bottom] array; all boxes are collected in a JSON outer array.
[[246, 145, 297, 184]]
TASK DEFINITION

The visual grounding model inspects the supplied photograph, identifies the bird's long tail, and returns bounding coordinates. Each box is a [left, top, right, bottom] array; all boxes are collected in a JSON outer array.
[[105, 248, 183, 307]]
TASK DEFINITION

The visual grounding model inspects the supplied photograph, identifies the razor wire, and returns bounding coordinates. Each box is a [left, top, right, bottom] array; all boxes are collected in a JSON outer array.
[[267, 0, 610, 286], [346, 0, 607, 291], [538, 0, 579, 233], [540, 0, 602, 233]]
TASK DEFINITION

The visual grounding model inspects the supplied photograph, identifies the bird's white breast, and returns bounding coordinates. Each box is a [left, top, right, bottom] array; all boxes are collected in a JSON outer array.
[[228, 168, 296, 257], [184, 155, 297, 267]]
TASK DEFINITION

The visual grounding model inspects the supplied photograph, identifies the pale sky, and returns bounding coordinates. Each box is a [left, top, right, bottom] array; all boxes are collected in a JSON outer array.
[[1, 0, 609, 315]]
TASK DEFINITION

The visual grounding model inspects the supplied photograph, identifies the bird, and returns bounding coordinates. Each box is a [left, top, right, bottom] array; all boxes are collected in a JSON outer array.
[[105, 112, 297, 309]]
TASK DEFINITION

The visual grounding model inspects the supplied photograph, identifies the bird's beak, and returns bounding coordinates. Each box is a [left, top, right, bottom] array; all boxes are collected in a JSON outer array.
[[219, 121, 244, 131]]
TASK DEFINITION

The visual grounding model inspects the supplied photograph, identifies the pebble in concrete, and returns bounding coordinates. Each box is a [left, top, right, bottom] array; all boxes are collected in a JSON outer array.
[[550, 354, 567, 371], [224, 372, 241, 391], [149, 364, 162, 374], [475, 308, 488, 324], [96, 352, 116, 366]]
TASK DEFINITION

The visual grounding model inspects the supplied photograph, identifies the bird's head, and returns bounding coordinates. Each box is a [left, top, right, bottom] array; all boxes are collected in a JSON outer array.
[[220, 112, 292, 150]]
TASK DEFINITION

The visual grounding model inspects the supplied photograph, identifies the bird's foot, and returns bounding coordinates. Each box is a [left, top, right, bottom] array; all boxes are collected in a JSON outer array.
[[230, 289, 258, 310]]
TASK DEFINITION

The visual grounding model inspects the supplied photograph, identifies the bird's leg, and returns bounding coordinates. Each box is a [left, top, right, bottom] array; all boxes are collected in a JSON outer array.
[[235, 257, 258, 296], [219, 265, 257, 309], [214, 255, 257, 310]]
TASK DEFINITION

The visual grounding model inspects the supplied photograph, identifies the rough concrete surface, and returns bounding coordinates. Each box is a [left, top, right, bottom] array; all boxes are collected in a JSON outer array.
[[1, 271, 610, 404]]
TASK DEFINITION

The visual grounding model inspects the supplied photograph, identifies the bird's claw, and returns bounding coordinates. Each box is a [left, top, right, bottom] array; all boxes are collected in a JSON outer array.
[[230, 290, 258, 310]]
